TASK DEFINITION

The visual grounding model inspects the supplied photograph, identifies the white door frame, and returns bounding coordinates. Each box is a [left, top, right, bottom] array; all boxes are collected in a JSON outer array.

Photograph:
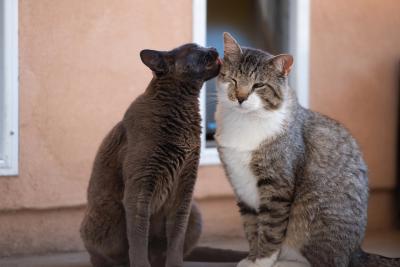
[[193, 0, 310, 165], [0, 0, 19, 176]]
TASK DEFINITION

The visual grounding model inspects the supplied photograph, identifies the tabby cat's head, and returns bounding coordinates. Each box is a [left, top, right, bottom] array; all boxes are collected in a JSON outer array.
[[217, 32, 294, 114]]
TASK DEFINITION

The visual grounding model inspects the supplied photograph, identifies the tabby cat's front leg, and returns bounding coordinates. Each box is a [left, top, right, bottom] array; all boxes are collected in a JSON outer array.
[[237, 202, 259, 267], [256, 180, 293, 267]]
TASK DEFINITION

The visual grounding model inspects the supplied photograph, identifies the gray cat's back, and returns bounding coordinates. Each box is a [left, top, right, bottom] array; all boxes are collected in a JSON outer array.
[[87, 121, 127, 203]]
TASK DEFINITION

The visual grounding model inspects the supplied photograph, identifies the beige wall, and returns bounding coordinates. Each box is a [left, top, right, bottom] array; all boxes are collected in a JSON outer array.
[[1, 0, 197, 210], [0, 0, 399, 253], [310, 0, 400, 189]]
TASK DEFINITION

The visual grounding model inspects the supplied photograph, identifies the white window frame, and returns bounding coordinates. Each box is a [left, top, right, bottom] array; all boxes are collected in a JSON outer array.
[[193, 0, 310, 165], [0, 0, 19, 176]]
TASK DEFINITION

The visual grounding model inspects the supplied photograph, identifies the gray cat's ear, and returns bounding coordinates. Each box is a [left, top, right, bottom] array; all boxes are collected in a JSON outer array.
[[140, 49, 168, 76], [223, 32, 242, 62], [270, 54, 293, 76]]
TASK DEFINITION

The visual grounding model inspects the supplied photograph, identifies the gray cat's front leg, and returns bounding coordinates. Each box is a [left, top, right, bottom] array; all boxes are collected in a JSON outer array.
[[165, 163, 197, 267], [123, 179, 153, 267], [165, 201, 191, 267]]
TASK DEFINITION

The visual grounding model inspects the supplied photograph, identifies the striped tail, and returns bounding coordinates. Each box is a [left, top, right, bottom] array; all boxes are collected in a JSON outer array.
[[351, 249, 400, 267]]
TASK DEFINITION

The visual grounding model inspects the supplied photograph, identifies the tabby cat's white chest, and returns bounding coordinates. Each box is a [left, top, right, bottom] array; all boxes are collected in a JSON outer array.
[[218, 146, 260, 209], [215, 104, 287, 210]]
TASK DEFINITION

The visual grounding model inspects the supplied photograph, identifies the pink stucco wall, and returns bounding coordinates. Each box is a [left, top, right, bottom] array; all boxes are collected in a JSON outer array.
[[310, 0, 400, 190], [1, 0, 196, 209], [0, 0, 399, 257], [0, 0, 398, 212]]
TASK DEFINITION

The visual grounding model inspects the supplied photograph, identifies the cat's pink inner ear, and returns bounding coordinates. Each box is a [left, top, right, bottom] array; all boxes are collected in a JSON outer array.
[[272, 54, 293, 76], [223, 32, 242, 61]]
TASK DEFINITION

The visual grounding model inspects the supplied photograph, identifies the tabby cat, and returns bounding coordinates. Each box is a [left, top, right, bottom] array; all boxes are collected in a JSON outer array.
[[215, 32, 400, 267]]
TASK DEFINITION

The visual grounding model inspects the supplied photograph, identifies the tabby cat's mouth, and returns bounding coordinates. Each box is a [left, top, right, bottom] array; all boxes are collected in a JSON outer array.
[[234, 104, 253, 112]]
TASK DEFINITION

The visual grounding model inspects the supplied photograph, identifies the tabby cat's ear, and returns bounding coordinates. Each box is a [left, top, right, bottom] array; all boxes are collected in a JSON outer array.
[[223, 32, 242, 62], [140, 49, 168, 76], [270, 54, 293, 76]]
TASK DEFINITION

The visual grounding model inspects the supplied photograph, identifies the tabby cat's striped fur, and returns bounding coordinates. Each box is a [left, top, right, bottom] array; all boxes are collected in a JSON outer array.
[[216, 32, 400, 267]]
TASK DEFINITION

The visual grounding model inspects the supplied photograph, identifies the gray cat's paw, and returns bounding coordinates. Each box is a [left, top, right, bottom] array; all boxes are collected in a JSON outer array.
[[237, 258, 258, 267]]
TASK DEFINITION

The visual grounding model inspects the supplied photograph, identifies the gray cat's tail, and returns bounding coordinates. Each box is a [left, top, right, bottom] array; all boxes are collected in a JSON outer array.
[[184, 246, 248, 262], [351, 249, 400, 267]]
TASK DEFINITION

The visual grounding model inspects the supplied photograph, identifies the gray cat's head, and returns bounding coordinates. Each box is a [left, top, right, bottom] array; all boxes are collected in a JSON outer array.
[[140, 43, 221, 82], [217, 32, 294, 115]]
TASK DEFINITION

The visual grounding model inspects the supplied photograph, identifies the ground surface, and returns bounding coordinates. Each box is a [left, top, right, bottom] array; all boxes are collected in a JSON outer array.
[[0, 251, 237, 267], [1, 232, 399, 267], [1, 198, 399, 266]]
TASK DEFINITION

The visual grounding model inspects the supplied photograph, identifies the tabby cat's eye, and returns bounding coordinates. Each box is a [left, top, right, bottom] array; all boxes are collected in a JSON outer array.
[[252, 83, 265, 90], [230, 78, 238, 87]]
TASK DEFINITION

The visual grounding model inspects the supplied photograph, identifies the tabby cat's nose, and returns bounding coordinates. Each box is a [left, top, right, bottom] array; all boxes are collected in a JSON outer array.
[[237, 97, 246, 104]]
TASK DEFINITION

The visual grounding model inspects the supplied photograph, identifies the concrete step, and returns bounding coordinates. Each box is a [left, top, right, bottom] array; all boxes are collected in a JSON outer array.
[[1, 231, 399, 267], [0, 251, 237, 267], [0, 193, 398, 258]]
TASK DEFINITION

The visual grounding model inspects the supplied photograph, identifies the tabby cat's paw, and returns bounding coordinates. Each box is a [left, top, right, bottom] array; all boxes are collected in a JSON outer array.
[[255, 254, 278, 267], [237, 258, 258, 267], [273, 261, 310, 267]]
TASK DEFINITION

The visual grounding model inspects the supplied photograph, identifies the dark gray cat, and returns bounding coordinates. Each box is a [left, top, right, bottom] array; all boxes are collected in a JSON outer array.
[[215, 32, 400, 267], [80, 43, 223, 267]]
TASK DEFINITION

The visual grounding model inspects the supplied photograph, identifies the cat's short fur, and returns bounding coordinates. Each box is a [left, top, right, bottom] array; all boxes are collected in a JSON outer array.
[[80, 43, 221, 267], [215, 32, 400, 267]]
